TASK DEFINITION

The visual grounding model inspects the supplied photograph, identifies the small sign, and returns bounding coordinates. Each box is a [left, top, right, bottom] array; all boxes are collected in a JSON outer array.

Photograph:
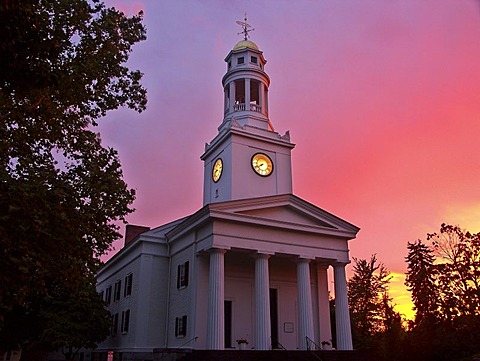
[[284, 322, 294, 333]]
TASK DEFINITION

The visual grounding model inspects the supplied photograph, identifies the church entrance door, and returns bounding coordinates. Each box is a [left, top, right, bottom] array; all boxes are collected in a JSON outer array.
[[270, 288, 279, 349], [224, 300, 233, 348]]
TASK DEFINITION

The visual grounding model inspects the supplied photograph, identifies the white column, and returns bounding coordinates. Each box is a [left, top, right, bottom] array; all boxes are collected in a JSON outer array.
[[333, 262, 353, 350], [297, 258, 314, 350], [259, 82, 265, 114], [245, 78, 250, 108], [229, 81, 235, 113], [207, 248, 226, 349], [254, 253, 271, 350], [317, 264, 332, 348]]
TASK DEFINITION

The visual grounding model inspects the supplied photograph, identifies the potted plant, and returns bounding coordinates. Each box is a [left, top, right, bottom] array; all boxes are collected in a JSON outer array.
[[236, 338, 249, 350], [321, 340, 331, 350]]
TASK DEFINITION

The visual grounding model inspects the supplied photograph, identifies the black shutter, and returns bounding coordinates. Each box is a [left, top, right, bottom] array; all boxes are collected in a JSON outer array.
[[182, 315, 187, 336], [177, 265, 181, 289], [184, 261, 189, 287], [125, 309, 130, 332]]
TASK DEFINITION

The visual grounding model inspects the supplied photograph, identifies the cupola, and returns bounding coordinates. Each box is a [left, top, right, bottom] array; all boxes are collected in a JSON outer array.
[[220, 17, 273, 132]]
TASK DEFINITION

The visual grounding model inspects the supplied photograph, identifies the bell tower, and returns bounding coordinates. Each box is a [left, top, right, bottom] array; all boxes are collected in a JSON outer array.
[[201, 17, 295, 205]]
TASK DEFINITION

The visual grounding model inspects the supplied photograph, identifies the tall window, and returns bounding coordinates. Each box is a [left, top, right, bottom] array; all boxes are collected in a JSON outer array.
[[175, 315, 187, 337], [177, 261, 189, 289], [121, 309, 130, 333], [114, 280, 121, 301], [124, 273, 133, 297], [111, 313, 119, 336], [105, 286, 112, 305]]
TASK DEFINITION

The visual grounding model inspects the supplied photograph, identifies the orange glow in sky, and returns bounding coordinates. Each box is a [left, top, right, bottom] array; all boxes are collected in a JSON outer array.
[[101, 0, 480, 321]]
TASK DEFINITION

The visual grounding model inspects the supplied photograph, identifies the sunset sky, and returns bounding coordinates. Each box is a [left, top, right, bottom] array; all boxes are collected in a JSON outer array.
[[100, 0, 480, 320]]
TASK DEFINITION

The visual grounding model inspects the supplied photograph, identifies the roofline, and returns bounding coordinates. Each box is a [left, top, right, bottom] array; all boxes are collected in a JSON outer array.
[[165, 193, 360, 242], [201, 125, 295, 160]]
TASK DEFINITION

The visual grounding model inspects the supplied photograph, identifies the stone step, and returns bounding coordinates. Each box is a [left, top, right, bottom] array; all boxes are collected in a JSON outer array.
[[178, 349, 376, 361]]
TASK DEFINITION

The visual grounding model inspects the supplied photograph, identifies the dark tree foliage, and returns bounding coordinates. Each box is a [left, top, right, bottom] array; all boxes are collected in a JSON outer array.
[[401, 224, 480, 361], [38, 282, 111, 360], [347, 255, 394, 350], [0, 0, 146, 351], [405, 240, 438, 324], [372, 293, 405, 361], [428, 223, 480, 318]]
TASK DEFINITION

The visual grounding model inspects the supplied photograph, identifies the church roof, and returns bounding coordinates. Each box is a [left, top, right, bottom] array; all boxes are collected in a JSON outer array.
[[166, 194, 360, 242]]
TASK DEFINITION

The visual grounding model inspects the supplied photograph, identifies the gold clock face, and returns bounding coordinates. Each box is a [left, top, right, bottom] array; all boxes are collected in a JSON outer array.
[[251, 153, 273, 177], [212, 158, 223, 182]]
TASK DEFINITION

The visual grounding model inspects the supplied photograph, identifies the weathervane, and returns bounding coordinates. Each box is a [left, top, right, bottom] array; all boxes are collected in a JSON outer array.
[[236, 13, 254, 40]]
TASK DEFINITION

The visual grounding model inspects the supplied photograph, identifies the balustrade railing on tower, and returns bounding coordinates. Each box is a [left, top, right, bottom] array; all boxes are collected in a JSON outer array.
[[232, 103, 263, 113], [249, 103, 262, 112], [234, 103, 246, 111]]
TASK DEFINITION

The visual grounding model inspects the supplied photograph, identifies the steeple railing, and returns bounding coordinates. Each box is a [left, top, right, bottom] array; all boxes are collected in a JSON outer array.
[[232, 103, 262, 113], [234, 103, 246, 111], [250, 103, 262, 112]]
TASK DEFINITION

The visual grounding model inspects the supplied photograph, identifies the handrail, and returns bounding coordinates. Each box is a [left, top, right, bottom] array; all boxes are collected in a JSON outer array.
[[178, 335, 198, 349], [272, 338, 287, 351], [271, 337, 289, 361], [157, 336, 198, 359], [305, 336, 322, 350], [305, 336, 323, 361]]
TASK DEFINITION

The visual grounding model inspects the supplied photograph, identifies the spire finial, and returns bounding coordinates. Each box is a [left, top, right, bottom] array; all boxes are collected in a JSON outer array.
[[236, 13, 254, 41]]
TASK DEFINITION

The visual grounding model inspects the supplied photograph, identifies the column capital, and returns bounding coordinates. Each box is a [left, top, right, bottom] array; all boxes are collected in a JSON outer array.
[[208, 247, 228, 255], [316, 262, 330, 270], [296, 255, 315, 263], [254, 251, 273, 259], [333, 260, 351, 268]]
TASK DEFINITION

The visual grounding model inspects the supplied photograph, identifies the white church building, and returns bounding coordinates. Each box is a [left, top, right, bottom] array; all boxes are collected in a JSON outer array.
[[95, 24, 359, 361]]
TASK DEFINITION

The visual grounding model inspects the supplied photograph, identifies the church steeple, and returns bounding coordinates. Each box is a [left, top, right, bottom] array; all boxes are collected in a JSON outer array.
[[220, 16, 273, 132], [201, 19, 294, 206]]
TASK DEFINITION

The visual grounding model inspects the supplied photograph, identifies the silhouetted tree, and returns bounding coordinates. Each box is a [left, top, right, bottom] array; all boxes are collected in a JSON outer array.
[[374, 292, 405, 361], [348, 255, 392, 350], [405, 240, 438, 324], [402, 224, 480, 361], [0, 0, 146, 352], [428, 223, 480, 318]]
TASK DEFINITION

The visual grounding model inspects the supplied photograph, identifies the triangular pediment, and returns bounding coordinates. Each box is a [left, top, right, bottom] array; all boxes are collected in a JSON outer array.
[[236, 206, 335, 229], [204, 193, 360, 239]]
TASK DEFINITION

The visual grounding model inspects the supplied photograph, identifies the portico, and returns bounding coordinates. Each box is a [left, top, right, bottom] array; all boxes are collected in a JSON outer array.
[[202, 247, 352, 351], [164, 193, 358, 351]]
